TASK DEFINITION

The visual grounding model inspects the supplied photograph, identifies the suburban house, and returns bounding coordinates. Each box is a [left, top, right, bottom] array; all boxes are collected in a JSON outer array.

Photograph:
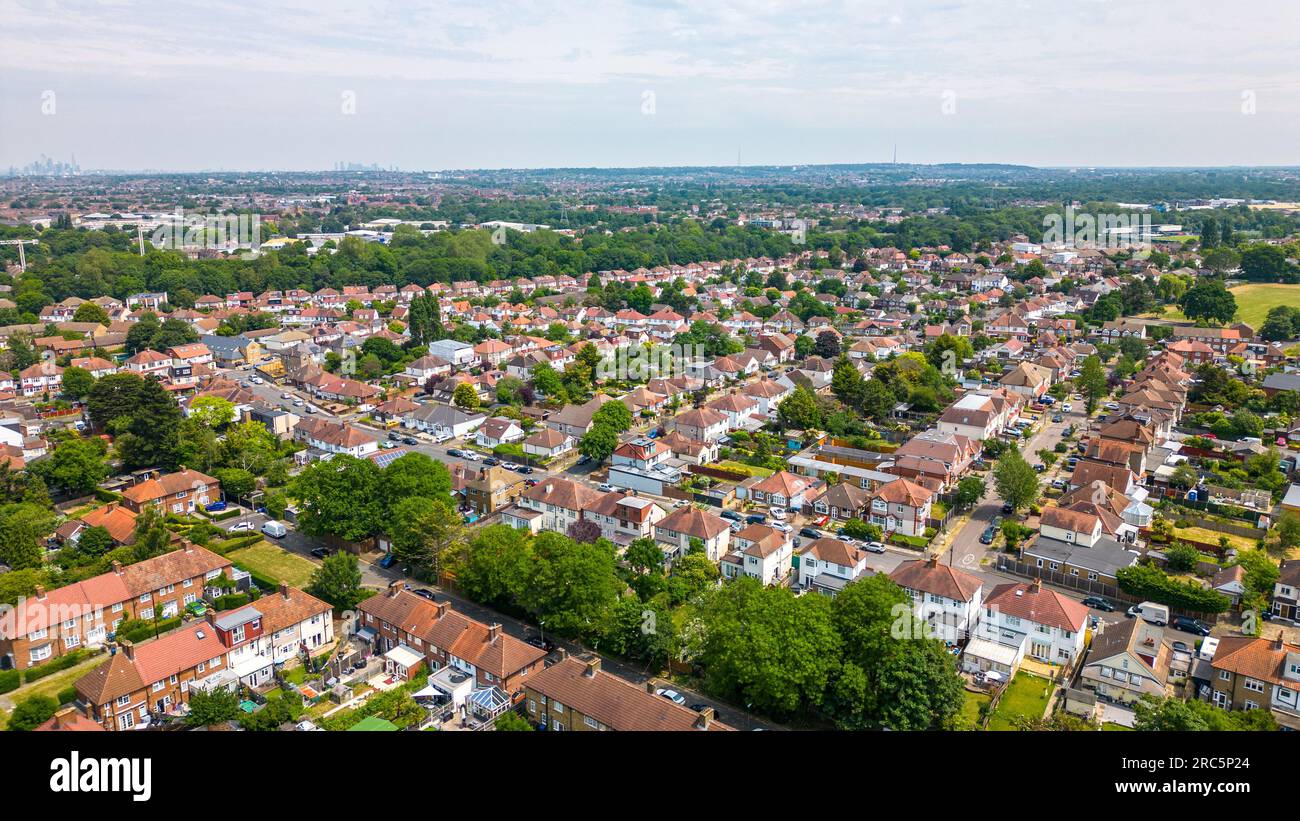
[[672, 407, 729, 444], [475, 416, 526, 448], [868, 478, 934, 538], [404, 403, 487, 439], [1205, 633, 1300, 728], [653, 505, 731, 562], [721, 524, 793, 586], [583, 491, 667, 546], [889, 557, 984, 645], [0, 543, 231, 670], [358, 585, 547, 701], [523, 653, 729, 731], [513, 477, 604, 534], [747, 470, 818, 511], [120, 469, 221, 515], [1079, 618, 1174, 707], [523, 427, 575, 460], [797, 537, 871, 596], [964, 580, 1089, 676], [809, 482, 872, 521], [1270, 560, 1299, 621]]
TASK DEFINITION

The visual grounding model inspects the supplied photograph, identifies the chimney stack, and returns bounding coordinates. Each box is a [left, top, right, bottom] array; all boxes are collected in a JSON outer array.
[[1276, 631, 1286, 651], [584, 658, 600, 678], [120, 640, 135, 660], [488, 623, 501, 643], [646, 681, 656, 695], [926, 555, 939, 568], [694, 707, 714, 730], [53, 707, 76, 729], [388, 580, 403, 598], [1032, 577, 1042, 592], [435, 601, 449, 619], [280, 582, 290, 600], [111, 560, 123, 576], [34, 584, 45, 600], [556, 647, 568, 662]]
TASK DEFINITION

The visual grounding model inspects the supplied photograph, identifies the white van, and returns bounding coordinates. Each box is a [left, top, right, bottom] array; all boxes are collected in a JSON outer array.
[[261, 520, 287, 539], [1127, 601, 1169, 626]]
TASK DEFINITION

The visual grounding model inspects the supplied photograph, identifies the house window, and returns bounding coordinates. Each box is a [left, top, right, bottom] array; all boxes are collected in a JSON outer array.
[[29, 645, 52, 664], [1243, 679, 1265, 693], [1219, 670, 1231, 681], [584, 715, 599, 729]]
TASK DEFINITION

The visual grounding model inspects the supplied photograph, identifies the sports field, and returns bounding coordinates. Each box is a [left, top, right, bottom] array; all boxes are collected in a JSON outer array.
[[1151, 283, 1300, 329]]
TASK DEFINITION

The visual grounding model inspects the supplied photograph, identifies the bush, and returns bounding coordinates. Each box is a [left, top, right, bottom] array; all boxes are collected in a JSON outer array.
[[214, 593, 250, 611], [0, 669, 19, 695], [841, 519, 881, 541], [118, 617, 183, 644], [211, 533, 263, 554], [23, 649, 90, 683], [57, 685, 78, 705]]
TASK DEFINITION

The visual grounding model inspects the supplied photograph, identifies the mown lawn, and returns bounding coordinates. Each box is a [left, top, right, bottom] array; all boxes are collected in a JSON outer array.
[[1145, 283, 1300, 330], [0, 654, 106, 730], [228, 540, 318, 589], [955, 690, 991, 730], [987, 672, 1052, 731]]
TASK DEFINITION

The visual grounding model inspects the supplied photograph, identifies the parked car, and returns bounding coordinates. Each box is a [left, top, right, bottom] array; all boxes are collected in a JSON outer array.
[[799, 527, 822, 539], [229, 521, 255, 532], [281, 392, 293, 400], [524, 478, 538, 487], [1050, 478, 1068, 490], [309, 547, 330, 559], [525, 635, 555, 652], [771, 521, 792, 533], [378, 553, 398, 569], [1105, 402, 1121, 411], [1033, 463, 1046, 472], [413, 588, 437, 601], [575, 454, 591, 465], [1082, 596, 1115, 612], [597, 482, 615, 492], [483, 457, 500, 466], [501, 462, 520, 471], [836, 533, 856, 544], [205, 501, 227, 512], [432, 432, 453, 443], [1172, 616, 1212, 636], [746, 513, 766, 524], [1052, 414, 1064, 423], [720, 510, 742, 521], [517, 465, 534, 474], [1171, 640, 1190, 654], [447, 448, 463, 457], [261, 521, 287, 538], [381, 441, 398, 449], [979, 526, 996, 544], [1061, 403, 1072, 413], [403, 436, 419, 446], [769, 507, 787, 520], [864, 541, 886, 554], [461, 451, 480, 461], [690, 703, 710, 713], [655, 688, 686, 706], [1000, 503, 1014, 515]]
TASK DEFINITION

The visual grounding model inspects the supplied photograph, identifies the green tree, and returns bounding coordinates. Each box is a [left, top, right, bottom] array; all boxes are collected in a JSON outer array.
[[579, 423, 620, 464], [72, 302, 110, 325], [291, 455, 383, 543], [452, 382, 480, 410], [75, 525, 115, 557], [185, 686, 243, 728], [1178, 279, 1237, 325], [954, 476, 986, 510], [518, 532, 621, 635], [993, 447, 1039, 511], [591, 400, 633, 433], [775, 386, 820, 431], [494, 711, 534, 731], [1133, 694, 1276, 731], [1077, 354, 1108, 413], [308, 551, 366, 612], [60, 366, 95, 399], [389, 496, 465, 579], [7, 695, 58, 731], [698, 578, 841, 718], [31, 436, 108, 495]]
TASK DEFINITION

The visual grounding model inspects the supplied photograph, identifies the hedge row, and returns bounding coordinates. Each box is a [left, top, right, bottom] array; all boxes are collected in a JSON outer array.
[[213, 593, 251, 611], [211, 534, 263, 555], [118, 617, 183, 644], [23, 648, 91, 683], [0, 670, 19, 695]]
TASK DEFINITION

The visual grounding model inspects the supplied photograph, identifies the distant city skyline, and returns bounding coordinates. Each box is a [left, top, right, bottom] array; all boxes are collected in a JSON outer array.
[[3, 0, 1298, 171]]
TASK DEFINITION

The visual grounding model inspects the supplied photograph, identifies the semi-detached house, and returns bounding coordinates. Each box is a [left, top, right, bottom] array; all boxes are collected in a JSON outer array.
[[0, 543, 231, 670]]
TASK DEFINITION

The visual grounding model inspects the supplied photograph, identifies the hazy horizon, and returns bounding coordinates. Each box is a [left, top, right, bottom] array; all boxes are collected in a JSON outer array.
[[4, 0, 1299, 171]]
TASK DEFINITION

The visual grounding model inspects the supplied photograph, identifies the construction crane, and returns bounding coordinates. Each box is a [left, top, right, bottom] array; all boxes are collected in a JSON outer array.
[[0, 238, 40, 272]]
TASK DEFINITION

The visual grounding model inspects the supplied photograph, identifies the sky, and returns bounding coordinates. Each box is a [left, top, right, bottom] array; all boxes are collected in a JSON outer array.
[[2, 0, 1299, 171]]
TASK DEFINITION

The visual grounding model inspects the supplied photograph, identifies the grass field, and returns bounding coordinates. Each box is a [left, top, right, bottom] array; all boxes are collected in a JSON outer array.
[[1152, 283, 1300, 329], [987, 672, 1052, 731], [229, 540, 318, 589], [0, 654, 105, 730], [956, 690, 991, 730]]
